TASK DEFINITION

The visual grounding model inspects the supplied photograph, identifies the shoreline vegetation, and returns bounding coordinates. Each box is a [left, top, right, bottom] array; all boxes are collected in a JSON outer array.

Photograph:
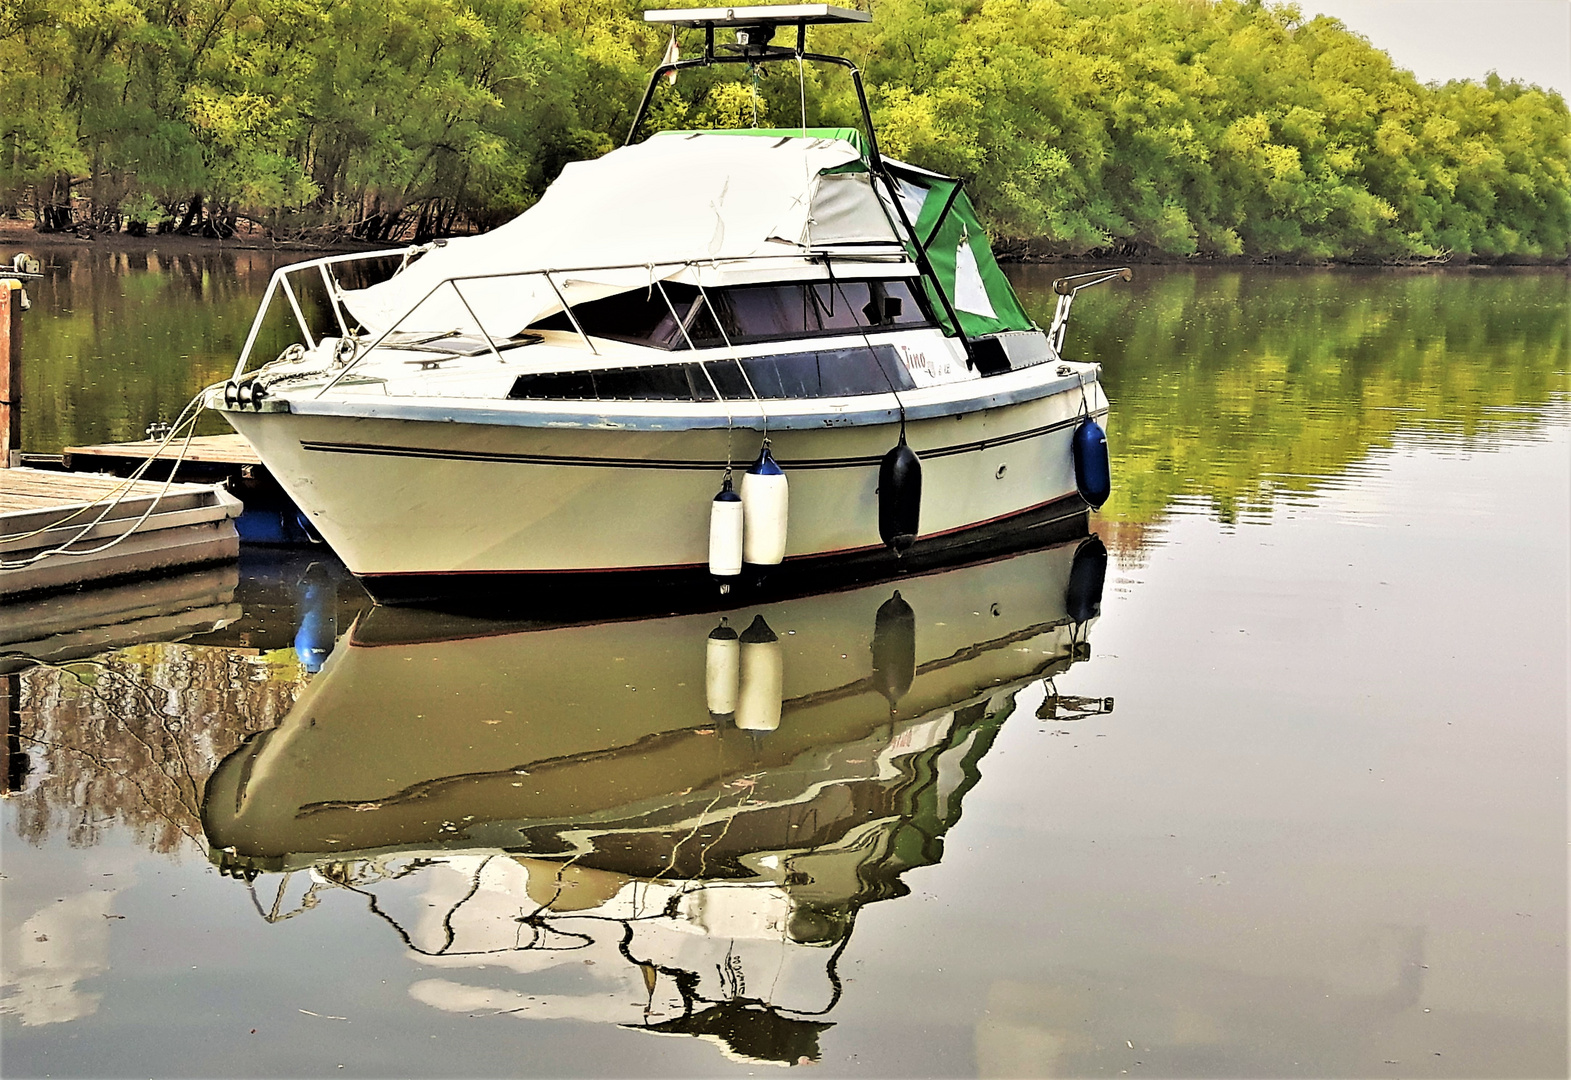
[[5, 218, 1567, 268], [3, 0, 1567, 266]]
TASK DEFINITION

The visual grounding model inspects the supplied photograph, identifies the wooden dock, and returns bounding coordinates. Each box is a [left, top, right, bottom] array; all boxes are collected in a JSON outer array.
[[1, 469, 241, 599], [55, 433, 317, 544], [62, 433, 261, 477]]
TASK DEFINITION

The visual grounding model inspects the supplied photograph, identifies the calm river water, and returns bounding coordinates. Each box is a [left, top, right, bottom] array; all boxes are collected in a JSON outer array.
[[1, 246, 1566, 1078]]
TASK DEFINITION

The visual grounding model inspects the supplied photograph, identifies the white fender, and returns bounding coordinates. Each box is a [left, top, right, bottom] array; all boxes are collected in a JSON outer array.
[[736, 615, 783, 732], [708, 478, 744, 578], [705, 619, 740, 718], [741, 446, 788, 566]]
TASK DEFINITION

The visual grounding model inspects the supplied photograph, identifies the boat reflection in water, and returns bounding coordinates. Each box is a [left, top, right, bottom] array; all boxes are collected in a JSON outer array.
[[202, 536, 1111, 1066]]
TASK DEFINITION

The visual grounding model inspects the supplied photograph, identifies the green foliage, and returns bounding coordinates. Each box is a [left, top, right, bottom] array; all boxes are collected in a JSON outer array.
[[0, 0, 657, 236], [855, 0, 1570, 259], [1, 0, 1566, 256]]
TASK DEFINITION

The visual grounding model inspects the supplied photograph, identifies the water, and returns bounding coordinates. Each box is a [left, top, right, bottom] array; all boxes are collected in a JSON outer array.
[[1, 248, 1566, 1077]]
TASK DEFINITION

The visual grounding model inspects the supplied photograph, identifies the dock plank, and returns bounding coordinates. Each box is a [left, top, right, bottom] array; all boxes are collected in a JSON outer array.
[[0, 471, 176, 514], [63, 434, 259, 467]]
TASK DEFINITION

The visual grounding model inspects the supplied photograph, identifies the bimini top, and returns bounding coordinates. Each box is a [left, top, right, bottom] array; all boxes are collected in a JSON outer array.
[[341, 131, 901, 340]]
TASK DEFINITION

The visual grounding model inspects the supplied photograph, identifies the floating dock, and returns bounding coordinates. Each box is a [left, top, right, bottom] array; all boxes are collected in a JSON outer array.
[[0, 469, 241, 600], [61, 433, 261, 479], [55, 433, 314, 544]]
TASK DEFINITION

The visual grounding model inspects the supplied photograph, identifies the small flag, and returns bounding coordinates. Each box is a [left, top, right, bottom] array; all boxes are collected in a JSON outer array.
[[663, 33, 680, 85]]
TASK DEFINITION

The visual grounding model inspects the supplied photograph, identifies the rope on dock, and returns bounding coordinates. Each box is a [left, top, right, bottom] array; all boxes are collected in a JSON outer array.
[[0, 384, 220, 569]]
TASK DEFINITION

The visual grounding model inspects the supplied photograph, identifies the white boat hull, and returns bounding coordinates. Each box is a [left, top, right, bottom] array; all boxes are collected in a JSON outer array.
[[223, 381, 1105, 602]]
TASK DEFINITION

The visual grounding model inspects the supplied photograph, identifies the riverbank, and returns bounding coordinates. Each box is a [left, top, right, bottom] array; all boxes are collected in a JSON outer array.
[[0, 219, 376, 258], [993, 238, 1571, 268], [7, 218, 1568, 269]]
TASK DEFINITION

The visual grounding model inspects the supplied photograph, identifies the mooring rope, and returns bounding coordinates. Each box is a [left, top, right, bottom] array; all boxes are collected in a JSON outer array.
[[2, 384, 218, 568]]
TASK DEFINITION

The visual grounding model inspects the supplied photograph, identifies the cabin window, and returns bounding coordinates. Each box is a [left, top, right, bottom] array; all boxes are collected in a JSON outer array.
[[529, 283, 702, 348], [506, 345, 915, 402], [527, 278, 931, 350]]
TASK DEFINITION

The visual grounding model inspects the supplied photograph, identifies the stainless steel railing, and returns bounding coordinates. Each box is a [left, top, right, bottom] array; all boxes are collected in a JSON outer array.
[[229, 245, 911, 398]]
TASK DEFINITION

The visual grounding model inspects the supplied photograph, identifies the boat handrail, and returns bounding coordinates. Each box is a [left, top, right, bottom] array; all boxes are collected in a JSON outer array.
[[1045, 268, 1132, 358], [229, 246, 913, 391]]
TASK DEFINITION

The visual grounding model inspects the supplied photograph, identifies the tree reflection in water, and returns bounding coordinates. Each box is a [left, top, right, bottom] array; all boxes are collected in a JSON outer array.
[[4, 552, 364, 854], [9, 644, 309, 854]]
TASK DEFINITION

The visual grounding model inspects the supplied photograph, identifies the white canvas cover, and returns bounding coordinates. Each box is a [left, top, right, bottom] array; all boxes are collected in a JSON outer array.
[[341, 133, 899, 339]]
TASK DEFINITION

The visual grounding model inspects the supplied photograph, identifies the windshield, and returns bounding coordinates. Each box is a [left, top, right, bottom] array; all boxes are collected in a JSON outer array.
[[529, 278, 932, 350]]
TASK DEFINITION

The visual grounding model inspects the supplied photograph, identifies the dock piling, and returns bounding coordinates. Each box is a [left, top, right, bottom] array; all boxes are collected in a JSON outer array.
[[1, 279, 20, 468], [2, 672, 24, 796]]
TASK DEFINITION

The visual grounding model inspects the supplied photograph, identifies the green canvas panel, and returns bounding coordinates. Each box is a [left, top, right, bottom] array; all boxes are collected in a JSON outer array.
[[897, 175, 1034, 337], [908, 177, 959, 243], [651, 131, 1032, 338]]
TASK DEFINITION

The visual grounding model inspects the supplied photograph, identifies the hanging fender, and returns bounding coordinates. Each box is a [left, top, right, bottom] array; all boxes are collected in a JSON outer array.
[[1072, 417, 1112, 508], [741, 444, 789, 566], [708, 476, 744, 578], [878, 436, 923, 554]]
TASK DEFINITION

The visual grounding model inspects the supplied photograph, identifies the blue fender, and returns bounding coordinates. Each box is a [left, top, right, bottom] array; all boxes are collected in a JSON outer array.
[[1072, 418, 1112, 508]]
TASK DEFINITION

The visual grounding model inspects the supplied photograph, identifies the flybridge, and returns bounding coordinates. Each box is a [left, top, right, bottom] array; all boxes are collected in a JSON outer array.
[[626, 3, 999, 353], [643, 5, 870, 28], [629, 4, 876, 145], [639, 5, 869, 69]]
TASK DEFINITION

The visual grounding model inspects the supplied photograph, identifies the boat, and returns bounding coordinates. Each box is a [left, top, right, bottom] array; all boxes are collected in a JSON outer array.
[[208, 4, 1130, 609], [201, 535, 1112, 1065]]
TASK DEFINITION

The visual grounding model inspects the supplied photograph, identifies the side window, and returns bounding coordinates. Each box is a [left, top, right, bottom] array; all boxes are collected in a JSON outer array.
[[682, 294, 725, 349], [724, 279, 931, 342], [508, 370, 599, 398], [529, 278, 933, 349], [703, 358, 753, 397], [590, 364, 717, 400], [741, 353, 821, 397], [810, 282, 867, 332], [818, 346, 908, 394], [866, 279, 930, 327], [721, 285, 818, 342]]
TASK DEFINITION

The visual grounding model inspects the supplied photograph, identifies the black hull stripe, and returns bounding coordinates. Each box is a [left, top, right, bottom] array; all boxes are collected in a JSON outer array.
[[298, 412, 1097, 471]]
